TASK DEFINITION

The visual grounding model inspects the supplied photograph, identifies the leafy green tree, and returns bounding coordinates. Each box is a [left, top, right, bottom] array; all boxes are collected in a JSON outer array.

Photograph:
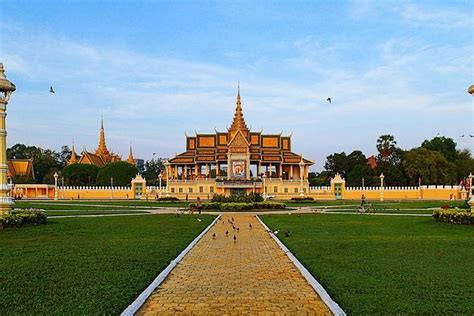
[[375, 147, 408, 186], [61, 164, 100, 186], [7, 144, 62, 183], [453, 149, 474, 181], [404, 148, 456, 185], [324, 152, 348, 177], [346, 164, 377, 187], [376, 134, 397, 158], [96, 161, 139, 186], [421, 136, 457, 162], [142, 158, 166, 186]]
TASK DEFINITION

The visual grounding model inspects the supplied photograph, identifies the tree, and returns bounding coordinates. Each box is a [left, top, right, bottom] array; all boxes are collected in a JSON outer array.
[[58, 145, 71, 168], [453, 149, 474, 181], [7, 144, 62, 183], [346, 164, 377, 187], [96, 161, 139, 186], [61, 164, 100, 186], [404, 148, 456, 185], [376, 135, 397, 158], [324, 152, 348, 177], [142, 158, 166, 186], [375, 147, 408, 186], [421, 136, 457, 162]]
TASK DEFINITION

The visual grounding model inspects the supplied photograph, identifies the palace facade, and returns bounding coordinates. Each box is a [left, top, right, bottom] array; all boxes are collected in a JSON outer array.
[[68, 118, 136, 167], [165, 89, 314, 197]]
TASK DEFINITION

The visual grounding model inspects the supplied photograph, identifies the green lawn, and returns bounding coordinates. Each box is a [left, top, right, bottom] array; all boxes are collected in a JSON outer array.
[[284, 199, 466, 209], [13, 200, 190, 210], [44, 210, 150, 216], [261, 213, 474, 315], [0, 214, 214, 314]]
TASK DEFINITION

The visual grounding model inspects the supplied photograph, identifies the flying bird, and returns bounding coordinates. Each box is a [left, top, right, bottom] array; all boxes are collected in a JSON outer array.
[[470, 135, 474, 138], [49, 86, 55, 94], [326, 97, 331, 103], [461, 135, 465, 137]]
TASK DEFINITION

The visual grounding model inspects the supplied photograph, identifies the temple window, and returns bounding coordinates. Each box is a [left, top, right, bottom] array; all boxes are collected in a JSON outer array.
[[210, 187, 214, 193], [189, 188, 193, 193], [284, 188, 288, 193], [179, 188, 183, 193], [273, 186, 278, 193]]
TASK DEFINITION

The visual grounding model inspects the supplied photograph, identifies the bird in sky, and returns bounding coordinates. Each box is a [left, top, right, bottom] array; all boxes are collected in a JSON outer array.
[[461, 135, 465, 137], [326, 97, 331, 103], [470, 135, 474, 138], [49, 86, 55, 93]]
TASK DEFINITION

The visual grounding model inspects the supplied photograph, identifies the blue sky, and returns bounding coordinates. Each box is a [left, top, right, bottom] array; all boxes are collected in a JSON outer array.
[[0, 0, 472, 170]]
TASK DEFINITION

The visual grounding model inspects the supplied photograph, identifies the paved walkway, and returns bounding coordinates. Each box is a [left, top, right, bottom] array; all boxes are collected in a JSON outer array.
[[138, 214, 331, 315]]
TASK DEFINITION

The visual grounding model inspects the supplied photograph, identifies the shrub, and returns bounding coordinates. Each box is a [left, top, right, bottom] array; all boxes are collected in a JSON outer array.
[[191, 201, 285, 211], [210, 193, 264, 203], [156, 197, 180, 202], [1, 209, 47, 229], [290, 197, 314, 202], [432, 209, 473, 225], [96, 161, 139, 186]]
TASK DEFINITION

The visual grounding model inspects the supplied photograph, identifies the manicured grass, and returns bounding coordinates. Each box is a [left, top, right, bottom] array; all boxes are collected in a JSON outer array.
[[325, 208, 433, 214], [284, 200, 466, 209], [13, 200, 190, 210], [0, 214, 214, 314], [44, 210, 150, 216], [261, 213, 474, 314]]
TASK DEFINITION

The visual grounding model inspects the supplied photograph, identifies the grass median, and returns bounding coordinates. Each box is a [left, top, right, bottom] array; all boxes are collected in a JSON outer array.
[[261, 213, 474, 314], [0, 214, 214, 314]]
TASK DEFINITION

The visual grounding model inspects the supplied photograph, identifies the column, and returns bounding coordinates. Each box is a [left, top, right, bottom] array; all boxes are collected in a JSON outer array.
[[257, 161, 261, 176], [279, 164, 283, 179], [216, 162, 220, 177], [290, 165, 293, 180], [269, 163, 272, 178]]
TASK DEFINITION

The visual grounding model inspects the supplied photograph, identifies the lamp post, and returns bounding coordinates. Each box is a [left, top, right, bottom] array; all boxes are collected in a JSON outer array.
[[164, 160, 170, 197], [299, 158, 305, 197], [158, 173, 162, 198], [379, 173, 385, 201], [53, 172, 59, 201], [0, 64, 15, 214], [262, 173, 267, 200], [468, 86, 474, 211]]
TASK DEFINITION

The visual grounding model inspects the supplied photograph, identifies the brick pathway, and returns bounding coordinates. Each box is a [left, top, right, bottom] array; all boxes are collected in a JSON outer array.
[[138, 214, 331, 315]]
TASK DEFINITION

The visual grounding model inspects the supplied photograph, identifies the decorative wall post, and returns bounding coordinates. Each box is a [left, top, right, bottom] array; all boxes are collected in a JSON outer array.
[[164, 161, 170, 197], [158, 173, 162, 198], [379, 173, 385, 201], [0, 63, 16, 214]]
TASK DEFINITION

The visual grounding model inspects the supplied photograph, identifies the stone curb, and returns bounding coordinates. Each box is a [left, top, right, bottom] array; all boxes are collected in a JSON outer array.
[[256, 215, 346, 316], [121, 214, 221, 316]]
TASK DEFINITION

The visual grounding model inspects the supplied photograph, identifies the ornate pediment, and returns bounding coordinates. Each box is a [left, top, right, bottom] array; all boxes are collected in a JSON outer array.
[[228, 130, 249, 153]]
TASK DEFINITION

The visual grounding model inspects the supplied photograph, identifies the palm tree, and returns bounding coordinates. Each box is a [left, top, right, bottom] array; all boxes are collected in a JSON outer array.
[[376, 135, 397, 158]]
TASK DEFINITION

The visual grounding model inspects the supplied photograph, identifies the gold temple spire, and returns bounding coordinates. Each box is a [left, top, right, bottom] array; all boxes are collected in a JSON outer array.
[[96, 116, 109, 155], [229, 83, 249, 133], [127, 141, 135, 164], [68, 141, 78, 165]]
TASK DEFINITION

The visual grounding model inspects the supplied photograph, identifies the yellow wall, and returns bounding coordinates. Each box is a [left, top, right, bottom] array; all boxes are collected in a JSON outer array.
[[11, 182, 464, 201]]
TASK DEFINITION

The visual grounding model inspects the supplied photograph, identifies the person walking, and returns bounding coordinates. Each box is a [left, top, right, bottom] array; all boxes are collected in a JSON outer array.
[[196, 197, 202, 214]]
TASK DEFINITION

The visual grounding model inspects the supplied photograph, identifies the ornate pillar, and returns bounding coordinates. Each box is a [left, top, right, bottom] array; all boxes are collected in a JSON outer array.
[[269, 163, 272, 178], [290, 165, 293, 180], [279, 164, 283, 179], [216, 162, 220, 177], [257, 161, 261, 176], [0, 63, 15, 214]]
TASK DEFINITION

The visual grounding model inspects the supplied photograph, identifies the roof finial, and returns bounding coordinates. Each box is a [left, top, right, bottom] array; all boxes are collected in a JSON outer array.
[[229, 83, 248, 132], [127, 141, 135, 164]]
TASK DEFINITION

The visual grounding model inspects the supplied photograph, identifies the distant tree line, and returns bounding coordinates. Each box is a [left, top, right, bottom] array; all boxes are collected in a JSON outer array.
[[309, 135, 474, 187], [7, 144, 167, 186]]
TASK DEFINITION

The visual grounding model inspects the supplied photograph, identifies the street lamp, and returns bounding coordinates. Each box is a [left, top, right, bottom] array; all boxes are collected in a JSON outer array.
[[299, 157, 305, 197], [158, 173, 162, 198], [0, 63, 16, 214], [53, 172, 59, 201], [468, 86, 474, 211], [379, 173, 385, 201]]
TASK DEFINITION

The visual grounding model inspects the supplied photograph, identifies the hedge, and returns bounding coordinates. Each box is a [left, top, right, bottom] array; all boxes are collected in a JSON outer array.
[[290, 197, 315, 202], [211, 193, 264, 203], [156, 197, 180, 202], [191, 201, 285, 211], [0, 209, 47, 229], [432, 209, 473, 225]]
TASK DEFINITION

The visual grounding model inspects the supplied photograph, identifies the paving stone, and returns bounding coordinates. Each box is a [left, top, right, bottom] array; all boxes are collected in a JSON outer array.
[[138, 214, 331, 315]]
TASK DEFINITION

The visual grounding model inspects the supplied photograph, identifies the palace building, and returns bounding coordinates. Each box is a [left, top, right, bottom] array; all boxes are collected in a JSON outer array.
[[165, 88, 314, 197], [68, 118, 136, 167]]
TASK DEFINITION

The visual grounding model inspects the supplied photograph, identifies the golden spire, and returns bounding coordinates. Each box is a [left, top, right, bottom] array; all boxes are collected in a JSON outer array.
[[68, 141, 78, 165], [229, 82, 249, 132], [127, 141, 135, 164], [96, 116, 109, 156]]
